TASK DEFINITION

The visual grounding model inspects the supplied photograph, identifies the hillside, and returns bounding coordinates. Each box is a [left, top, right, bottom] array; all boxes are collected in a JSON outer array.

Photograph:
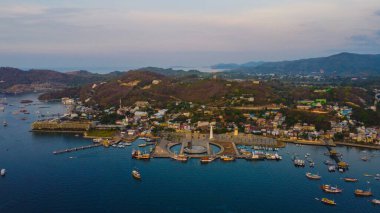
[[222, 53, 380, 76], [0, 67, 124, 93]]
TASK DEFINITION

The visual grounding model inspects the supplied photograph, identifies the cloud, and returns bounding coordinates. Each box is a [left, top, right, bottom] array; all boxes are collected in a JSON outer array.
[[375, 10, 380, 16]]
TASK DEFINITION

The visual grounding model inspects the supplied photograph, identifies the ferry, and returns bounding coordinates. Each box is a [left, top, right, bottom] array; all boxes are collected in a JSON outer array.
[[132, 170, 141, 180], [171, 154, 188, 162], [321, 198, 336, 206], [354, 189, 372, 197], [343, 177, 358, 182], [220, 155, 235, 161], [321, 185, 343, 193], [306, 172, 321, 180], [372, 199, 380, 205], [200, 156, 215, 164], [0, 169, 6, 176]]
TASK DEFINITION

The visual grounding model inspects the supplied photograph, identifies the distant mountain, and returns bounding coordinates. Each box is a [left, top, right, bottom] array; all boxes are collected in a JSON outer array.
[[134, 67, 211, 78], [218, 53, 380, 77], [0, 67, 124, 93], [211, 61, 264, 70]]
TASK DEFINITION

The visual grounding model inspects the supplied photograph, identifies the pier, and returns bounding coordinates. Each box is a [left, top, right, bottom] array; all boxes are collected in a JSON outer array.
[[53, 144, 102, 155]]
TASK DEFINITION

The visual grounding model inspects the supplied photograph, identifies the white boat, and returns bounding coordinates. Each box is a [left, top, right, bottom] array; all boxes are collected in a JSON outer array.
[[132, 170, 141, 180], [1, 169, 6, 176], [93, 138, 102, 143], [125, 143, 132, 146]]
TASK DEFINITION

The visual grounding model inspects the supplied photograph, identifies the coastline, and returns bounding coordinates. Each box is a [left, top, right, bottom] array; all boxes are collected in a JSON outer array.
[[334, 141, 380, 150]]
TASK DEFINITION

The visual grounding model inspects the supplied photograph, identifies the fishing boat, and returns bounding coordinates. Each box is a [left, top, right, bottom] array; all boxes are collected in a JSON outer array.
[[321, 198, 336, 206], [343, 177, 358, 182], [354, 189, 372, 197], [371, 199, 380, 205], [171, 154, 188, 162], [220, 155, 235, 161], [0, 169, 6, 176], [306, 172, 321, 180], [132, 170, 141, 180], [200, 156, 215, 164], [321, 185, 343, 193]]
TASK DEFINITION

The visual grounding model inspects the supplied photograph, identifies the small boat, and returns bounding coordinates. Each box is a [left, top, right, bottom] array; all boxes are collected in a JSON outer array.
[[93, 138, 102, 143], [138, 143, 147, 147], [125, 142, 132, 146], [200, 156, 215, 164], [132, 170, 141, 180], [171, 154, 188, 162], [220, 155, 235, 161], [363, 173, 373, 177], [294, 159, 305, 167], [306, 172, 321, 180], [0, 169, 6, 176], [321, 185, 342, 193], [328, 166, 336, 172], [309, 162, 315, 167], [354, 189, 372, 197], [3, 120, 7, 127], [372, 199, 380, 205], [321, 198, 336, 206], [343, 177, 358, 182], [361, 156, 369, 161]]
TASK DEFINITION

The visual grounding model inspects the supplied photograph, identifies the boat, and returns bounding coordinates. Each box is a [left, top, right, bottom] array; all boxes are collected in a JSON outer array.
[[246, 152, 265, 161], [171, 154, 188, 162], [321, 185, 343, 193], [343, 177, 358, 182], [294, 159, 305, 167], [138, 143, 147, 147], [93, 138, 102, 143], [132, 170, 141, 180], [371, 199, 380, 205], [125, 142, 132, 146], [321, 198, 336, 206], [20, 99, 33, 104], [3, 120, 7, 127], [361, 156, 369, 161], [0, 169, 5, 176], [328, 166, 336, 172], [354, 189, 372, 197], [220, 155, 235, 161], [363, 173, 373, 177], [200, 156, 215, 164], [309, 162, 315, 167], [274, 153, 282, 160], [306, 172, 321, 180]]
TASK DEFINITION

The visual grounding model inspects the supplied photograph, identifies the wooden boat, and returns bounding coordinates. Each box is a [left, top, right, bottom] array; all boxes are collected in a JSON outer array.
[[321, 185, 342, 193], [306, 172, 321, 180], [354, 189, 372, 197], [132, 170, 141, 180], [200, 156, 215, 164], [371, 199, 380, 205], [343, 177, 358, 182], [321, 198, 336, 206], [220, 155, 235, 161]]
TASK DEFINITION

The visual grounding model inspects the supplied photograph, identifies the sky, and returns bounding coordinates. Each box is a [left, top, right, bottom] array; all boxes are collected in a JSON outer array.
[[0, 0, 380, 70]]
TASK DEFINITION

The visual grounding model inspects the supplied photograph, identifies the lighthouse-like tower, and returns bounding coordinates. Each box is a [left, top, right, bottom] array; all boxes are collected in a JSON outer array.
[[209, 124, 214, 140]]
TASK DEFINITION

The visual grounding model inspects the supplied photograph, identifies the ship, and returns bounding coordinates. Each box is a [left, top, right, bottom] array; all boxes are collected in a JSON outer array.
[[200, 156, 216, 164], [343, 177, 358, 182], [354, 189, 372, 197], [220, 155, 235, 161], [321, 198, 336, 206], [132, 170, 141, 180], [306, 172, 321, 180], [321, 185, 343, 193]]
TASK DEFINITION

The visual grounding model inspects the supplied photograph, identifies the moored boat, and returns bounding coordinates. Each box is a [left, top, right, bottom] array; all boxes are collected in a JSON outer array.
[[200, 156, 215, 164], [343, 177, 358, 182], [354, 189, 372, 197], [132, 170, 141, 180], [306, 172, 321, 180], [321, 198, 336, 206], [294, 159, 305, 167], [372, 199, 380, 205], [321, 185, 342, 193], [138, 143, 147, 147], [171, 154, 188, 162], [220, 155, 235, 161]]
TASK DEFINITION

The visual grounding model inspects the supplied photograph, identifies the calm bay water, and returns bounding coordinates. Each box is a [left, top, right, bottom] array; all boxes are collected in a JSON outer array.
[[0, 94, 379, 213]]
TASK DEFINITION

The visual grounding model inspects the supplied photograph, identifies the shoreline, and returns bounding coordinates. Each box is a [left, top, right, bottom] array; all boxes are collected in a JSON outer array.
[[334, 141, 380, 150]]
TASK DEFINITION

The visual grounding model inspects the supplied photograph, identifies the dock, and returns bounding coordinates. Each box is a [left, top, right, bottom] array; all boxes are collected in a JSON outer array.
[[53, 144, 102, 155]]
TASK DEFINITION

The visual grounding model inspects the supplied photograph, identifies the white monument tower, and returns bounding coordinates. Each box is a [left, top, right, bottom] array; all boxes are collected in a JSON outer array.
[[209, 124, 214, 140]]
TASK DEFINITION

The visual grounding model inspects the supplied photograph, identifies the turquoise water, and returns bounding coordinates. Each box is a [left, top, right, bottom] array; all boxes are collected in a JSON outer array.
[[0, 94, 380, 212]]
